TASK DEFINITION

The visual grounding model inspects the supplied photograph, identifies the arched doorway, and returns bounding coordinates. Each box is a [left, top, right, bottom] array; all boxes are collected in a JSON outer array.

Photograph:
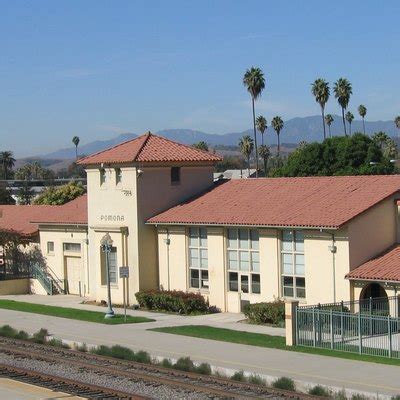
[[360, 283, 389, 315]]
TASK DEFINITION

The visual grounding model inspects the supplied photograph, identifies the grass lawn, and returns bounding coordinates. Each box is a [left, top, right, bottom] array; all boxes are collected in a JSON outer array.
[[0, 300, 154, 324], [151, 325, 400, 367]]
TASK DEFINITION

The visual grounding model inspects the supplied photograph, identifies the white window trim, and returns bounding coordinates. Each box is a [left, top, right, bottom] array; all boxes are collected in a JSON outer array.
[[281, 230, 305, 299], [226, 228, 260, 294], [187, 227, 209, 291]]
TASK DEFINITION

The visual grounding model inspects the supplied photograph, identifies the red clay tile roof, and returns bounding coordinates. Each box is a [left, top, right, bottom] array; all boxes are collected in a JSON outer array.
[[0, 195, 88, 237], [346, 245, 400, 282], [78, 132, 222, 165], [147, 175, 400, 228]]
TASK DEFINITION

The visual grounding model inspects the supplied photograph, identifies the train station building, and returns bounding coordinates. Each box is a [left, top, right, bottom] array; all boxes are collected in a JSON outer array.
[[2, 132, 400, 312]]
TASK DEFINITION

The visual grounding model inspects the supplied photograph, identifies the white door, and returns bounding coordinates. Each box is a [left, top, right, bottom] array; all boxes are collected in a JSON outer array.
[[65, 256, 82, 295]]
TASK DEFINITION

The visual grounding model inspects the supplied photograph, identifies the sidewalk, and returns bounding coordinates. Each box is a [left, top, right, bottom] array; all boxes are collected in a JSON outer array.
[[0, 295, 399, 397]]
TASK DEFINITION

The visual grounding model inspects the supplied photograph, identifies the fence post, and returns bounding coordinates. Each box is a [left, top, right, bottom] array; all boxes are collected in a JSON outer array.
[[358, 312, 362, 355], [312, 307, 316, 346], [285, 300, 299, 346], [330, 309, 334, 349], [388, 315, 392, 358]]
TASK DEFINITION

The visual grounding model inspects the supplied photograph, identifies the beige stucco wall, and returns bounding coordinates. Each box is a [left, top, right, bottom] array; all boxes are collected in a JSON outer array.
[[0, 279, 29, 295], [39, 226, 88, 295], [348, 197, 397, 270]]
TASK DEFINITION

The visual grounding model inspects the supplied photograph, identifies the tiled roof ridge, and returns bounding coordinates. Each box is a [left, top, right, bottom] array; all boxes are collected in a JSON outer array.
[[77, 133, 148, 165]]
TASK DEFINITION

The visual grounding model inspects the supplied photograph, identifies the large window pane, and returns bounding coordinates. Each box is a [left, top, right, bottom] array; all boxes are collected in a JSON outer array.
[[239, 251, 250, 271], [241, 275, 249, 293], [108, 248, 117, 284], [229, 272, 238, 291], [295, 231, 304, 251], [239, 229, 249, 249], [228, 250, 238, 270], [282, 231, 293, 251], [199, 228, 207, 247], [201, 270, 209, 288], [189, 228, 199, 247], [250, 230, 259, 250], [189, 248, 199, 267], [251, 252, 259, 272], [228, 229, 238, 248], [200, 249, 208, 268], [295, 254, 305, 275], [190, 269, 199, 288], [282, 253, 293, 275], [252, 274, 261, 294]]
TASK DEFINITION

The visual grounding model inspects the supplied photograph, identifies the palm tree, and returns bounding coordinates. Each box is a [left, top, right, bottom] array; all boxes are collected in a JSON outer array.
[[72, 136, 80, 161], [325, 114, 334, 138], [333, 78, 352, 136], [243, 67, 265, 177], [311, 78, 330, 140], [372, 131, 389, 151], [0, 151, 16, 180], [358, 105, 367, 135], [345, 111, 354, 136], [271, 116, 284, 157], [192, 141, 209, 152], [238, 135, 254, 176], [256, 115, 267, 146], [258, 144, 270, 176]]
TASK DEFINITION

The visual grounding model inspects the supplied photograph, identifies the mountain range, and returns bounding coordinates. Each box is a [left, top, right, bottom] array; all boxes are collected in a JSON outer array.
[[41, 115, 398, 159]]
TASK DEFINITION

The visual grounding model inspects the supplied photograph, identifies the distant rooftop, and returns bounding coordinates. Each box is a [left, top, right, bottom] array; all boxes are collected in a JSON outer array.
[[78, 132, 222, 165]]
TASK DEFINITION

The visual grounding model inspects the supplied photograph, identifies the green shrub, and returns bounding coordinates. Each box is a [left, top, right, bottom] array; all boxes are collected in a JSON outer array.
[[135, 290, 210, 314], [231, 370, 246, 382], [272, 377, 296, 391], [333, 389, 348, 400], [47, 338, 70, 349], [351, 395, 368, 400], [391, 396, 400, 400], [243, 300, 285, 326], [110, 345, 136, 360], [31, 328, 49, 344], [75, 342, 88, 352], [174, 357, 195, 371], [195, 362, 212, 375], [248, 374, 266, 385], [160, 358, 173, 368], [134, 350, 151, 364], [16, 330, 30, 340], [308, 385, 330, 397], [0, 325, 19, 338]]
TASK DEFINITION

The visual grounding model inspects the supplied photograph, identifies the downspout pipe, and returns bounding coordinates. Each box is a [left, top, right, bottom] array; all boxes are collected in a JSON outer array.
[[163, 228, 171, 291], [328, 232, 337, 303]]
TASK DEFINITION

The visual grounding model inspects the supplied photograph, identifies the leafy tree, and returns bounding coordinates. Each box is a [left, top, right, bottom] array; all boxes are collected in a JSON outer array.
[[256, 115, 267, 146], [258, 144, 270, 176], [0, 151, 16, 180], [34, 181, 86, 205], [311, 78, 330, 140], [372, 131, 390, 150], [372, 132, 397, 159], [243, 67, 265, 176], [358, 105, 367, 134], [273, 133, 394, 177], [192, 141, 209, 152], [324, 114, 334, 137], [14, 163, 54, 180], [333, 78, 352, 136], [395, 116, 400, 130], [271, 116, 284, 157], [0, 186, 15, 205], [72, 136, 80, 161], [16, 182, 35, 205], [345, 111, 354, 136], [215, 156, 246, 172], [238, 135, 254, 176]]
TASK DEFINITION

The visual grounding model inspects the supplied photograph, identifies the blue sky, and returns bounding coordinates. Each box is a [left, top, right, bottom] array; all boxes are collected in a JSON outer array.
[[1, 1, 399, 156]]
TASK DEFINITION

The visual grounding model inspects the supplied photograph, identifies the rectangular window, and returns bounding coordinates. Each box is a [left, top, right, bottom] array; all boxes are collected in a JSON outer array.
[[115, 168, 122, 185], [171, 167, 181, 184], [47, 241, 54, 254], [101, 246, 117, 285], [100, 168, 106, 185], [188, 227, 208, 289], [63, 243, 81, 252], [281, 230, 305, 299], [227, 228, 260, 294]]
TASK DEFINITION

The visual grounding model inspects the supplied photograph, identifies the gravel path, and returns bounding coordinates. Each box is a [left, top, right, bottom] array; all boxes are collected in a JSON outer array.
[[0, 353, 214, 400]]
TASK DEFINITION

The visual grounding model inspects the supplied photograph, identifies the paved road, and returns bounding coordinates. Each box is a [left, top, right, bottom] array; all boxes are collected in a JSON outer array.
[[0, 304, 399, 397]]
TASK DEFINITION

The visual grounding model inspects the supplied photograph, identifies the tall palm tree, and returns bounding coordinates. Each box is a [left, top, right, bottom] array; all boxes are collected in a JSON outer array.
[[243, 67, 265, 177], [311, 78, 330, 140], [238, 135, 254, 176], [271, 116, 284, 157], [256, 115, 267, 146], [325, 114, 334, 138], [333, 78, 352, 136], [358, 105, 367, 135], [72, 136, 80, 161], [258, 144, 270, 176], [372, 131, 390, 151], [0, 151, 16, 180], [345, 111, 354, 135]]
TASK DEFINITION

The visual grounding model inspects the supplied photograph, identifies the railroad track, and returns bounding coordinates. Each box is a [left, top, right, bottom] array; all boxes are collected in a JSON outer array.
[[0, 336, 320, 399]]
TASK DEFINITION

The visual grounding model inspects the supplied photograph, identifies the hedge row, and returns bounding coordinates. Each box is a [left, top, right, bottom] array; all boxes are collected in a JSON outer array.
[[243, 300, 285, 326], [135, 290, 209, 315]]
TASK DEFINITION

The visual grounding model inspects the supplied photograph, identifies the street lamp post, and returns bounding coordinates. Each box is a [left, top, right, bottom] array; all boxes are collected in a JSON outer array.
[[100, 233, 115, 318]]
